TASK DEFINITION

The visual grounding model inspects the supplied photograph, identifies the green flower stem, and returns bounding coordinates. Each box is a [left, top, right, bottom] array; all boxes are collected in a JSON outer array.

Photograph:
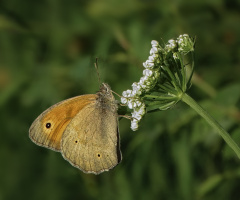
[[162, 66, 180, 90], [144, 95, 179, 101], [181, 93, 240, 159]]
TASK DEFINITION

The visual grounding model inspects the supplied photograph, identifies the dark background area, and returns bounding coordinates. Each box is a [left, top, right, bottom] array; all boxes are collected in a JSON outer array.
[[0, 0, 240, 199]]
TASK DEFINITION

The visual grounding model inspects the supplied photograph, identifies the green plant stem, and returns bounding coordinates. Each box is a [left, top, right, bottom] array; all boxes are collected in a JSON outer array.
[[144, 95, 179, 101], [181, 93, 240, 159]]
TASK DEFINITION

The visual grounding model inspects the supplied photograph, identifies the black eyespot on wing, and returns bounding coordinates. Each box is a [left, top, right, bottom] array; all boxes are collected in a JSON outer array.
[[75, 140, 78, 143], [97, 154, 101, 157], [46, 123, 51, 128]]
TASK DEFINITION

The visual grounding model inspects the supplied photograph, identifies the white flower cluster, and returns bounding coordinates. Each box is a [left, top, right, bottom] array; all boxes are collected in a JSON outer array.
[[165, 34, 194, 59], [177, 34, 194, 54], [121, 89, 146, 131], [165, 39, 178, 52], [121, 40, 162, 131], [121, 34, 194, 131]]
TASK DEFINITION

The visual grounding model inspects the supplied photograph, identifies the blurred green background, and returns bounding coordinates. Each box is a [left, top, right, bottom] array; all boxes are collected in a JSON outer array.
[[0, 0, 240, 199]]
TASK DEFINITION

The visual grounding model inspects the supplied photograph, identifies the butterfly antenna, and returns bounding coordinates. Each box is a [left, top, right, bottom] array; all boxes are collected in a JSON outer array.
[[118, 115, 134, 120], [111, 90, 124, 98], [94, 57, 102, 87]]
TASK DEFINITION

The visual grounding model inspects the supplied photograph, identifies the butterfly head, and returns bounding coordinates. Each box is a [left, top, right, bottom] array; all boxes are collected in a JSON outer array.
[[99, 83, 112, 97], [97, 83, 118, 111]]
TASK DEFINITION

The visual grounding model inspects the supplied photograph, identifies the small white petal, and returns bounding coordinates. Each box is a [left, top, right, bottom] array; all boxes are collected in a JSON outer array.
[[132, 111, 142, 120], [125, 89, 133, 97], [139, 76, 148, 86], [142, 69, 147, 76], [178, 38, 183, 43], [148, 62, 155, 68], [132, 82, 140, 91], [128, 101, 133, 109], [136, 89, 142, 95], [151, 40, 159, 47], [143, 62, 148, 68], [139, 79, 144, 86], [133, 102, 137, 108], [148, 55, 155, 62], [173, 53, 178, 59], [136, 100, 142, 107], [144, 61, 154, 69], [122, 91, 128, 97], [143, 69, 153, 77], [132, 82, 142, 95], [132, 82, 138, 87], [132, 90, 137, 96], [139, 105, 146, 114], [131, 119, 139, 131], [150, 47, 158, 55], [121, 97, 128, 104]]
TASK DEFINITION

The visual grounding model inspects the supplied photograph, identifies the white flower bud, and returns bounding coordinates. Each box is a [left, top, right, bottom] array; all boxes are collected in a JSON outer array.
[[132, 82, 142, 95], [126, 89, 133, 97], [173, 53, 178, 59], [150, 47, 158, 55], [132, 82, 140, 91], [122, 91, 128, 97], [151, 40, 159, 47], [147, 62, 154, 69], [132, 111, 142, 120], [143, 62, 147, 68], [177, 34, 194, 53], [148, 55, 155, 62], [144, 61, 155, 69], [131, 104, 145, 122], [143, 69, 153, 77], [139, 76, 148, 87], [128, 100, 134, 109], [131, 119, 139, 131], [121, 97, 128, 104], [136, 100, 143, 107]]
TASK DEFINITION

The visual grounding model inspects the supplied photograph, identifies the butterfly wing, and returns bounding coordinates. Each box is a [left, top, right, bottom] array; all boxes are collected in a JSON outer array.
[[29, 94, 97, 151], [61, 100, 121, 174]]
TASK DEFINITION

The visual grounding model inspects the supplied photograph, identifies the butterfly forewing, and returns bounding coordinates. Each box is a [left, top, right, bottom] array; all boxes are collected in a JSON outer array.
[[29, 95, 97, 151]]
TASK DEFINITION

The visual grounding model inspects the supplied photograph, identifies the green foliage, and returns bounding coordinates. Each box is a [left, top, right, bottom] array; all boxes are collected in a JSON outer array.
[[0, 0, 240, 199]]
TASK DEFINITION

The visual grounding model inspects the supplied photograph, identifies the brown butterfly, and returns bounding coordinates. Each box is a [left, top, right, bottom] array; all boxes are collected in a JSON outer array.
[[29, 83, 121, 174]]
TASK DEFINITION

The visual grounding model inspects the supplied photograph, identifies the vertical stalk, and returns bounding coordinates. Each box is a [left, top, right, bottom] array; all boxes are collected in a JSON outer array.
[[181, 93, 240, 159]]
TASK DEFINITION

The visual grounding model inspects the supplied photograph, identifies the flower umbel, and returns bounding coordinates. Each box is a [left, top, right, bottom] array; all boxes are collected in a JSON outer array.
[[120, 34, 240, 161], [121, 34, 195, 131]]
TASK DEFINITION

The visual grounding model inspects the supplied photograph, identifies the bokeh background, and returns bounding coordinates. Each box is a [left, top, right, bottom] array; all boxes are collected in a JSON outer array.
[[1, 0, 240, 199]]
